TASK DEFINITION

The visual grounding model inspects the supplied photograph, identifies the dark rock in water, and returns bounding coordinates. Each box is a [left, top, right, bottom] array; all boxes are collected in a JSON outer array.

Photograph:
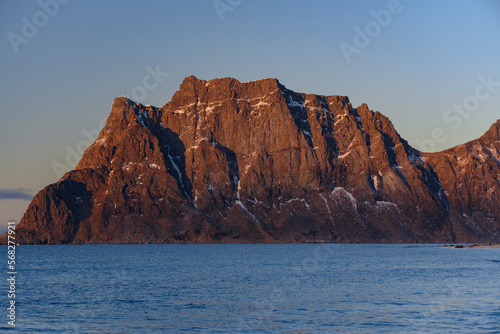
[[4, 76, 500, 244]]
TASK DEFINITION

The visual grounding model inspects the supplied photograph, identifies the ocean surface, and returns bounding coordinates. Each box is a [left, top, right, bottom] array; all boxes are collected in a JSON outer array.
[[4, 244, 500, 333]]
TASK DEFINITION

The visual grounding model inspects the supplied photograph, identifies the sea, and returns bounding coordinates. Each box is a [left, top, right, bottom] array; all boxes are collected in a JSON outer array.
[[3, 244, 500, 333]]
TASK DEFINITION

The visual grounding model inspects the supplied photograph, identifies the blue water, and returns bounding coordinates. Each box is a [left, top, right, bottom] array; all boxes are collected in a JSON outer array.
[[3, 244, 500, 333]]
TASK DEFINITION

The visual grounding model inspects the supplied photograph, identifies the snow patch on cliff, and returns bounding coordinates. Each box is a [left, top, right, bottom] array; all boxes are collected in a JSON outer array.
[[371, 175, 379, 190], [319, 193, 333, 225], [148, 163, 160, 169], [284, 198, 310, 209], [122, 162, 137, 171], [95, 137, 107, 146], [234, 176, 262, 227], [331, 187, 357, 214]]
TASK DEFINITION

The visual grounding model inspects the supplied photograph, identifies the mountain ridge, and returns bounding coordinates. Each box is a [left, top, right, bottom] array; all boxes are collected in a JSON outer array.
[[5, 76, 500, 244]]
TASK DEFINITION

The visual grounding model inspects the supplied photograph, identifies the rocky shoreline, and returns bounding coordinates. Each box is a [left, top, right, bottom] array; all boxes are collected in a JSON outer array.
[[445, 243, 500, 249]]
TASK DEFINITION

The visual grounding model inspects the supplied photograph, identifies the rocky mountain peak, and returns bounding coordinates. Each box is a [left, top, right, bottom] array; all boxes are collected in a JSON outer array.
[[480, 119, 500, 144], [166, 76, 284, 110], [6, 76, 500, 244]]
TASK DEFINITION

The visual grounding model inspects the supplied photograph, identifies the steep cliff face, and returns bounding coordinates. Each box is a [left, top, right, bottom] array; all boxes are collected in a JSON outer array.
[[10, 76, 500, 244], [422, 120, 500, 240]]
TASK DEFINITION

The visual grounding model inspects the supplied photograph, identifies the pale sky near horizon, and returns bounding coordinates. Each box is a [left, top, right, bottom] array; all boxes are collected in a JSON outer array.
[[1, 0, 499, 232]]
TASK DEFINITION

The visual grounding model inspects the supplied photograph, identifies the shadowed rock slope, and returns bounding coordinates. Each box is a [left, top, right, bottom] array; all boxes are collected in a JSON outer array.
[[9, 76, 500, 244]]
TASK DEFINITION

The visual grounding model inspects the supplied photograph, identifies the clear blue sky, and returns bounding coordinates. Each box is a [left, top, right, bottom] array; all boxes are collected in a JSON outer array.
[[1, 0, 499, 231]]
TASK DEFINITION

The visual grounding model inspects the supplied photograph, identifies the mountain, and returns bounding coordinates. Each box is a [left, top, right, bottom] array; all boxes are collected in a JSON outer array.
[[7, 76, 500, 244]]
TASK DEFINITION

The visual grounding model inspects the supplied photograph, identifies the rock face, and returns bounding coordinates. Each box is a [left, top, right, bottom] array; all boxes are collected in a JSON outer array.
[[10, 76, 500, 244]]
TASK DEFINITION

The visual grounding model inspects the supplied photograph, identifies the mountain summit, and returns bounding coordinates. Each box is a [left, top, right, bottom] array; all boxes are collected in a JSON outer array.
[[9, 76, 500, 244]]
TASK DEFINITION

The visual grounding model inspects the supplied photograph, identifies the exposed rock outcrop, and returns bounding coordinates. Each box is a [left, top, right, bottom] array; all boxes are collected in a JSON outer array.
[[8, 77, 500, 244]]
